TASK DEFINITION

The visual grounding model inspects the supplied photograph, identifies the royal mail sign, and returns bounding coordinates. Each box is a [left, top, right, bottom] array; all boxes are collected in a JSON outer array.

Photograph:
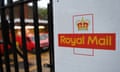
[[53, 0, 120, 72], [58, 33, 116, 50]]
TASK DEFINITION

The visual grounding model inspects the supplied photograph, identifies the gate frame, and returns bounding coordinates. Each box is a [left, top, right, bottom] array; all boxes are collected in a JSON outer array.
[[48, 0, 55, 72], [0, 0, 55, 72], [0, 0, 43, 72]]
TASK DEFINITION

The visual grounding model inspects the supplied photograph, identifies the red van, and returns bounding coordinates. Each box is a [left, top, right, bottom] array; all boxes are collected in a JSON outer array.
[[16, 33, 49, 53], [0, 40, 11, 55]]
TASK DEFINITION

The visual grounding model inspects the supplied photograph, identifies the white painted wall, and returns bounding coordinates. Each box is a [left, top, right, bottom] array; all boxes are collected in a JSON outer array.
[[53, 0, 120, 72]]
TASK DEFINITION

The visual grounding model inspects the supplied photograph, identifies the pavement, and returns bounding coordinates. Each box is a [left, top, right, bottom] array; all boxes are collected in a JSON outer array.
[[2, 51, 50, 72]]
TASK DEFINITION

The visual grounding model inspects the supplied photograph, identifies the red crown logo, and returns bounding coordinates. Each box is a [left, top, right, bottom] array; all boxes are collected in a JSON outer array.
[[77, 17, 89, 31]]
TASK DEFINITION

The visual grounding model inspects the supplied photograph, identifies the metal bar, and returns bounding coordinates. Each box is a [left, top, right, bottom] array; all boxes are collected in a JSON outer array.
[[0, 11, 3, 72], [0, 0, 39, 10], [20, 0, 29, 72], [0, 50, 3, 72], [0, 0, 11, 72], [1, 20, 11, 72], [48, 1, 55, 72], [7, 0, 19, 72], [16, 49, 24, 58], [32, 0, 42, 72]]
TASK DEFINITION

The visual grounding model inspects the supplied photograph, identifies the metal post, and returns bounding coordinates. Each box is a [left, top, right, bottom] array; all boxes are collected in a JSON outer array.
[[7, 0, 19, 72], [0, 7, 3, 72], [32, 0, 42, 72], [0, 0, 11, 72], [48, 0, 55, 72], [20, 0, 29, 72], [0, 45, 3, 72]]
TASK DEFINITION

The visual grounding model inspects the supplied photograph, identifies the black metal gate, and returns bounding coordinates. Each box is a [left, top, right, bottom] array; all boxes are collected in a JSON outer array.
[[0, 0, 54, 72]]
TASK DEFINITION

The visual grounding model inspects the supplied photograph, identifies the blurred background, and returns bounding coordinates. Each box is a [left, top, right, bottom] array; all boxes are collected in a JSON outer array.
[[0, 0, 52, 72]]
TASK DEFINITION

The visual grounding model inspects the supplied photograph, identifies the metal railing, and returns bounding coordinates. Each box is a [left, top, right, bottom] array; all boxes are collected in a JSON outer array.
[[0, 0, 44, 72]]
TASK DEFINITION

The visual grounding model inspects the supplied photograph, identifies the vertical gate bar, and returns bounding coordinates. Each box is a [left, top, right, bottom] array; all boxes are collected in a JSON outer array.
[[32, 0, 42, 72], [0, 49, 3, 72], [1, 20, 11, 72], [0, 0, 11, 72], [7, 0, 19, 72], [20, 0, 29, 72], [48, 1, 55, 72], [0, 11, 3, 72]]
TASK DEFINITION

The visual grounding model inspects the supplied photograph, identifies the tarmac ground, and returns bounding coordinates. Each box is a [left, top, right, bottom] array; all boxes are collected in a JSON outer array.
[[2, 51, 50, 72]]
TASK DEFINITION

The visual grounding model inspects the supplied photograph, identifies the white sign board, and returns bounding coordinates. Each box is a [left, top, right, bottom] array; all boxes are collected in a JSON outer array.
[[53, 0, 120, 72]]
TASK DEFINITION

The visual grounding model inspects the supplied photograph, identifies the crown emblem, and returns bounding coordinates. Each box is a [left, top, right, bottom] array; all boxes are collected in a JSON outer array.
[[77, 17, 89, 31]]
